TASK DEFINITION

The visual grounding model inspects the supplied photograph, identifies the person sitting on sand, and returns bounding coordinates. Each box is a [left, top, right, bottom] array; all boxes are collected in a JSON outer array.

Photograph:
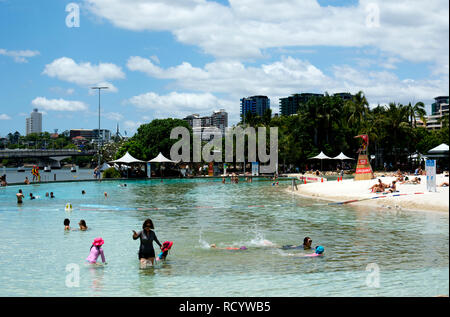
[[439, 181, 449, 187], [369, 179, 388, 193], [282, 237, 313, 250], [387, 180, 397, 193]]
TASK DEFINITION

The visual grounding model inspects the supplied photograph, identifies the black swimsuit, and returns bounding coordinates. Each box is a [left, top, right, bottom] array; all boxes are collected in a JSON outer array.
[[134, 230, 161, 259]]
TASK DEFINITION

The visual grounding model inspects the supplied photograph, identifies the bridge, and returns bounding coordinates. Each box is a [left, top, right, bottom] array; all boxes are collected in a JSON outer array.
[[0, 149, 97, 168], [0, 149, 96, 159]]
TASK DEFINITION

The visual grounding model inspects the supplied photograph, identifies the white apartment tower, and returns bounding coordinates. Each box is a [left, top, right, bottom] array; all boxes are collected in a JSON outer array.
[[26, 108, 42, 135]]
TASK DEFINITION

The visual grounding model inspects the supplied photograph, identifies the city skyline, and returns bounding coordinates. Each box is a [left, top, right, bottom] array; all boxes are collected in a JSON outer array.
[[0, 0, 448, 137]]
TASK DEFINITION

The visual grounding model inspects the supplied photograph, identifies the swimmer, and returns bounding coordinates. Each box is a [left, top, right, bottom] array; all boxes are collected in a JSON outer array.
[[210, 244, 247, 250], [86, 237, 107, 265], [64, 218, 71, 231], [29, 193, 35, 200], [81, 190, 86, 195], [16, 189, 24, 204], [119, 184, 127, 187], [303, 246, 325, 257], [282, 236, 313, 250], [78, 219, 88, 231], [104, 192, 108, 198], [50, 192, 55, 198], [45, 192, 49, 197]]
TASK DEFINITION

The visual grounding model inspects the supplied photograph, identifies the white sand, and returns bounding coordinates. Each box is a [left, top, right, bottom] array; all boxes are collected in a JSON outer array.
[[288, 174, 449, 213]]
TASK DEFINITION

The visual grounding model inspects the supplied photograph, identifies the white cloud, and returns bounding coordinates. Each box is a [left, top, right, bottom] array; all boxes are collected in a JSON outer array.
[[127, 55, 448, 118], [126, 91, 229, 117], [103, 112, 123, 121], [0, 48, 40, 63], [42, 57, 125, 91], [31, 97, 89, 112], [0, 114, 11, 120], [84, 0, 448, 67]]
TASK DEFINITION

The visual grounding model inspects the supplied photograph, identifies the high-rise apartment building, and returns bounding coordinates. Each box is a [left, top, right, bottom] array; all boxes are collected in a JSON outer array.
[[279, 92, 354, 116], [183, 109, 228, 140], [240, 96, 270, 122], [418, 96, 449, 130], [211, 109, 228, 135], [26, 108, 42, 135]]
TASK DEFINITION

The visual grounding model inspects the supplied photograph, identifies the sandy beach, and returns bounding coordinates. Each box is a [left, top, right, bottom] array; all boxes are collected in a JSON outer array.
[[288, 174, 449, 213]]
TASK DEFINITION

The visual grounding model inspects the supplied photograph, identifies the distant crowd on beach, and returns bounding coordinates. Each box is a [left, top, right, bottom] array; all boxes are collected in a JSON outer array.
[[369, 168, 449, 193]]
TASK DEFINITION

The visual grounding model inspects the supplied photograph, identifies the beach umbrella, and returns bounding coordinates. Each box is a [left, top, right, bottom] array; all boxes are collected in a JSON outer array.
[[308, 151, 332, 172]]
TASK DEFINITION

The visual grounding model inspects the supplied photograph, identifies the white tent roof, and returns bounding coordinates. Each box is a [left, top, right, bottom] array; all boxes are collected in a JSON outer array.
[[308, 151, 332, 160], [148, 152, 175, 163], [428, 143, 449, 153], [109, 151, 145, 164], [332, 152, 355, 160]]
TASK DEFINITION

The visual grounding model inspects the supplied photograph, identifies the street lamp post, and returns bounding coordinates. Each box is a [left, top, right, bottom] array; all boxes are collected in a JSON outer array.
[[91, 87, 108, 174]]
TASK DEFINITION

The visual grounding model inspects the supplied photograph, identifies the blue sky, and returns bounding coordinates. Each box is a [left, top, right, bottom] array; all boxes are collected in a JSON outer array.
[[0, 0, 448, 137]]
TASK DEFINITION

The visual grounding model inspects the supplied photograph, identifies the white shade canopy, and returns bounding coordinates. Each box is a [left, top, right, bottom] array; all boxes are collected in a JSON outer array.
[[308, 151, 332, 160], [332, 152, 355, 160], [148, 152, 175, 163], [109, 151, 145, 164], [428, 143, 449, 153]]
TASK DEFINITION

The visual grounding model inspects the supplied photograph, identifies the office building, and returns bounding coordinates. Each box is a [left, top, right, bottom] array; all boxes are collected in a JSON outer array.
[[70, 129, 111, 143], [240, 96, 270, 122], [418, 96, 449, 130], [26, 108, 42, 135]]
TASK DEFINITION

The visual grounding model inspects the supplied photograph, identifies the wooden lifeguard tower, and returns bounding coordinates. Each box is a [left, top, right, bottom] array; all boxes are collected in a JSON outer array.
[[354, 134, 374, 181]]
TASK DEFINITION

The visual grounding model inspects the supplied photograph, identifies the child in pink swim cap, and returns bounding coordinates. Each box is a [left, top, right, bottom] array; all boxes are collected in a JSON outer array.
[[86, 237, 107, 265]]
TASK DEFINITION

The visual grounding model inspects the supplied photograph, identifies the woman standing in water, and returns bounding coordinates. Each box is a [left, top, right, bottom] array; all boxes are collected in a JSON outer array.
[[132, 219, 162, 268]]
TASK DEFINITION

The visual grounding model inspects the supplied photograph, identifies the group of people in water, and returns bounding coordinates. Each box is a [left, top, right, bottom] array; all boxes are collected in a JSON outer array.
[[15, 189, 54, 203]]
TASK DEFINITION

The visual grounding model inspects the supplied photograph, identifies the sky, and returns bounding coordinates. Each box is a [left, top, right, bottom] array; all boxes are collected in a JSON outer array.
[[0, 0, 448, 137]]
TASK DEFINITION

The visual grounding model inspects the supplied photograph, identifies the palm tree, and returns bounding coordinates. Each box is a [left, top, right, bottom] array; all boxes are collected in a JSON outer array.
[[344, 91, 370, 133], [406, 101, 427, 128]]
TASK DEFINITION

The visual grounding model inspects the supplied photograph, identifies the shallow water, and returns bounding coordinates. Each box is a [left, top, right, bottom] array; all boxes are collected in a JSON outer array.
[[0, 178, 448, 296]]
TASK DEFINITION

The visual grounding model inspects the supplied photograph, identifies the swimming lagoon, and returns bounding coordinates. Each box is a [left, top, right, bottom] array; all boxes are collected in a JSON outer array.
[[0, 178, 448, 296]]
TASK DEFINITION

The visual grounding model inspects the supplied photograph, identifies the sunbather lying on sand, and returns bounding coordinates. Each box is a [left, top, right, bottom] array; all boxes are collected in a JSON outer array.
[[400, 177, 421, 185]]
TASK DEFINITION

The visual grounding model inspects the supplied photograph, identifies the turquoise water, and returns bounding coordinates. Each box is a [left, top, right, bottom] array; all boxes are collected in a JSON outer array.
[[0, 178, 448, 296]]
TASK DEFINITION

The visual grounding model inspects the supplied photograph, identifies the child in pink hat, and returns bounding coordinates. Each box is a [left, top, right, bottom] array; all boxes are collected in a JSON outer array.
[[86, 237, 107, 265]]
